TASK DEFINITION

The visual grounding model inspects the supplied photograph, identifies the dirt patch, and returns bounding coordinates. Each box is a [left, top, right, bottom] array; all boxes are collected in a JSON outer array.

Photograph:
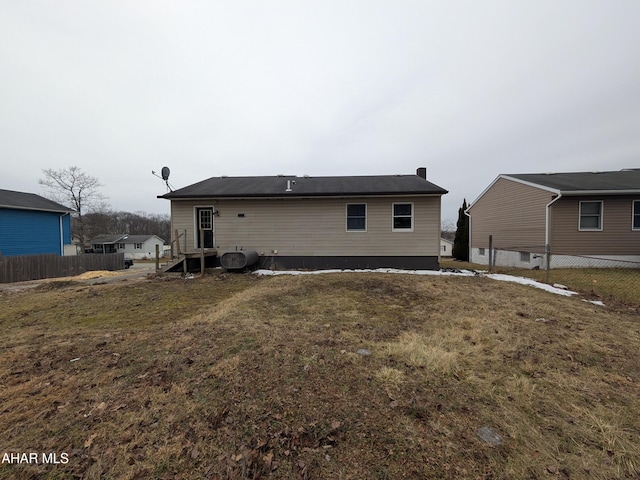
[[73, 270, 124, 280], [34, 280, 83, 291]]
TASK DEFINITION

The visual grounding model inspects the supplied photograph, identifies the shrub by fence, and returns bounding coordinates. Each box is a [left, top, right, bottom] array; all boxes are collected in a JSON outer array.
[[0, 253, 125, 284]]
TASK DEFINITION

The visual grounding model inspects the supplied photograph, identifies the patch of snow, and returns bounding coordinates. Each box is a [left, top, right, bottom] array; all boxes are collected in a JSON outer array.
[[485, 274, 578, 297], [254, 268, 579, 297], [583, 299, 605, 306]]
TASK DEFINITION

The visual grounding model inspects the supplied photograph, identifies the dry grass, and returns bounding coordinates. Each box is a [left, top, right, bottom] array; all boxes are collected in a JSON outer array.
[[1, 271, 639, 479], [441, 258, 640, 305]]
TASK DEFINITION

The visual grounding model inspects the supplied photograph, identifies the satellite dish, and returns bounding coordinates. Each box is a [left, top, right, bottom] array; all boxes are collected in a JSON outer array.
[[152, 166, 174, 192]]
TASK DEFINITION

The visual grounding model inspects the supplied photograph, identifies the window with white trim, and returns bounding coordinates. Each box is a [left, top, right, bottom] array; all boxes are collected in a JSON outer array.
[[199, 209, 213, 230], [633, 200, 640, 230], [579, 201, 603, 230], [392, 203, 413, 231], [346, 204, 366, 231]]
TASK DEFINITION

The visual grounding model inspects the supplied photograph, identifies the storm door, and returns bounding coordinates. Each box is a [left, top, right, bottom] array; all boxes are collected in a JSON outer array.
[[196, 207, 214, 249]]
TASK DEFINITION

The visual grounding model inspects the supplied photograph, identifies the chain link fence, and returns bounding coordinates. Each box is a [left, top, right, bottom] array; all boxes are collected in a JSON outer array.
[[470, 240, 640, 305]]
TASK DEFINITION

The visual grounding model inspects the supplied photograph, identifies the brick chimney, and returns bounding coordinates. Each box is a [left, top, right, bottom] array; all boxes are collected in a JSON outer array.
[[416, 167, 427, 179]]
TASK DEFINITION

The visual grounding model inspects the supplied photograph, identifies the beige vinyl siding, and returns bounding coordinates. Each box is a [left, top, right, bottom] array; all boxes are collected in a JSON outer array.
[[550, 195, 640, 255], [468, 177, 553, 251], [170, 196, 441, 257]]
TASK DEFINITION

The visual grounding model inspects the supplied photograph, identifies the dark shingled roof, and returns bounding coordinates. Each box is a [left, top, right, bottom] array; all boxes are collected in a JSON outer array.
[[506, 169, 640, 193], [161, 174, 448, 199], [90, 234, 164, 244], [0, 188, 74, 213]]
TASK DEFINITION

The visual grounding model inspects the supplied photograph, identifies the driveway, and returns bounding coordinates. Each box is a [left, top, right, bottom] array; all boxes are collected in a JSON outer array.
[[0, 262, 158, 293]]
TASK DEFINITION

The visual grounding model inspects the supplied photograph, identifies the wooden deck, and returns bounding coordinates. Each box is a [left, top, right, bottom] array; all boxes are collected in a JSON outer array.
[[162, 250, 218, 273]]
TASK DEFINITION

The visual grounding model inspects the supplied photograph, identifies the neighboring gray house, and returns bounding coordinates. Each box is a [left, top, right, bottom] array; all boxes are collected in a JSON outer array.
[[159, 167, 448, 270], [467, 169, 640, 268], [90, 234, 165, 260]]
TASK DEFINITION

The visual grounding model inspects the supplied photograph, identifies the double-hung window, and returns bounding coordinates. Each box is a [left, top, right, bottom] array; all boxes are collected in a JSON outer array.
[[346, 204, 366, 231], [392, 203, 413, 231], [579, 201, 603, 231], [633, 200, 640, 230]]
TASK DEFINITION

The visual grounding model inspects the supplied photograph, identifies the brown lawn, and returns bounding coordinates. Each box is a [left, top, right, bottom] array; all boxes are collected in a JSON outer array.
[[1, 271, 639, 479]]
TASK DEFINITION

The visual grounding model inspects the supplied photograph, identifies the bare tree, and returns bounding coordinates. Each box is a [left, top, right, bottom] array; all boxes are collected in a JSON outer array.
[[83, 210, 170, 244], [441, 218, 456, 234], [39, 166, 109, 246]]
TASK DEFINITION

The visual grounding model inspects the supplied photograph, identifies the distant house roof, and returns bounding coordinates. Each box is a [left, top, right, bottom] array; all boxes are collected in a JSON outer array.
[[504, 169, 640, 194], [441, 231, 456, 242], [0, 188, 74, 213], [160, 173, 448, 199], [91, 234, 165, 245]]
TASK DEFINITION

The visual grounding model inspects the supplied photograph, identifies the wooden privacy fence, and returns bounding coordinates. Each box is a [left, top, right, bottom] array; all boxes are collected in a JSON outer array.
[[0, 253, 125, 284]]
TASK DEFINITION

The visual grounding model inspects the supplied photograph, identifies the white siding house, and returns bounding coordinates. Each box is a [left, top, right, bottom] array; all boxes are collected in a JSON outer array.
[[90, 234, 166, 260], [440, 237, 454, 257], [160, 168, 448, 270]]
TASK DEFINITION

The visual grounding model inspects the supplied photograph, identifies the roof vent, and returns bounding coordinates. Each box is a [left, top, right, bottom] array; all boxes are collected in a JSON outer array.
[[286, 180, 296, 192]]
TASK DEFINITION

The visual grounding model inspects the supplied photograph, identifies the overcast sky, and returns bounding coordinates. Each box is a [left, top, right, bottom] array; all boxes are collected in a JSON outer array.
[[2, 1, 639, 225]]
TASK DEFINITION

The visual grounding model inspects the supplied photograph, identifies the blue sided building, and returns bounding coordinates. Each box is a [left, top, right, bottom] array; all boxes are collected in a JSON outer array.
[[0, 189, 74, 256]]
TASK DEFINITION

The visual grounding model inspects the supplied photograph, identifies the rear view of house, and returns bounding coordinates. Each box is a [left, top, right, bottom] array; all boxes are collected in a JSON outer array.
[[0, 188, 74, 256], [467, 169, 640, 268], [160, 167, 448, 270]]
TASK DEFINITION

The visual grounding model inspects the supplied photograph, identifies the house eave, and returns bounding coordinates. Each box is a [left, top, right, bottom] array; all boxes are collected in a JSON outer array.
[[0, 204, 75, 214], [499, 175, 562, 194], [558, 189, 640, 196], [467, 174, 640, 213], [160, 192, 447, 201]]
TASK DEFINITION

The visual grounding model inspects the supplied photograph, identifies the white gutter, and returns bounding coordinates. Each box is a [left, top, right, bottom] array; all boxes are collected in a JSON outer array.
[[558, 189, 640, 196], [0, 205, 74, 213]]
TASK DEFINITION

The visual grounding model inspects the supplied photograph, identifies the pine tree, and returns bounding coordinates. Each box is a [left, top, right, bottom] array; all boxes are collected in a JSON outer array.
[[452, 199, 469, 261]]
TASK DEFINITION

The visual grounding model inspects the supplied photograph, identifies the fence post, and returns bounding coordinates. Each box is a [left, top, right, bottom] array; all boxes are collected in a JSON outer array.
[[488, 235, 493, 272], [155, 244, 160, 271], [200, 230, 205, 275], [175, 229, 181, 255]]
